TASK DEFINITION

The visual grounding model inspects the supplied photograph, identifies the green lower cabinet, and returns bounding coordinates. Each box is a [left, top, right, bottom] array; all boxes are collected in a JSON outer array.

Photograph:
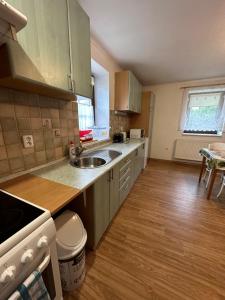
[[82, 144, 145, 249]]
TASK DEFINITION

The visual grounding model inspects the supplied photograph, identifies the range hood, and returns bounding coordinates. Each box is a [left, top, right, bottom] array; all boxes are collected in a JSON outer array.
[[0, 1, 74, 101]]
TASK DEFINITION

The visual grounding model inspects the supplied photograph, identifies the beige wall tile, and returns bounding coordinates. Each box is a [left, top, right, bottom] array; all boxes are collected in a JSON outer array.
[[46, 148, 56, 161], [0, 131, 4, 146], [54, 137, 62, 147], [0, 146, 7, 160], [15, 105, 29, 118], [9, 157, 25, 172], [0, 118, 16, 131], [17, 118, 31, 130], [50, 108, 59, 119], [41, 108, 50, 118], [6, 144, 22, 158], [55, 146, 63, 159], [0, 103, 15, 117], [31, 118, 42, 130], [29, 106, 40, 118], [52, 118, 60, 129], [0, 160, 10, 176], [36, 150, 47, 164], [22, 147, 34, 156], [24, 154, 36, 169], [3, 131, 20, 145]]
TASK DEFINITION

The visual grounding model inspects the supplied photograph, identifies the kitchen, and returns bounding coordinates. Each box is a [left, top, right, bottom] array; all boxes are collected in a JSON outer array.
[[1, 0, 225, 299]]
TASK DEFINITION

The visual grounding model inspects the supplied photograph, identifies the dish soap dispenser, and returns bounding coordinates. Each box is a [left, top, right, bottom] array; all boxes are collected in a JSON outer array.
[[69, 141, 76, 161]]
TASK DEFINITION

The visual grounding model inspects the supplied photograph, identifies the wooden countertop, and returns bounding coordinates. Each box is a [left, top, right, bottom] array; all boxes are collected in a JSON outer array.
[[0, 174, 80, 215]]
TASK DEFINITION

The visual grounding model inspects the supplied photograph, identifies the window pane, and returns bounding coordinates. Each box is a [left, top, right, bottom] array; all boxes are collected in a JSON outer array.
[[184, 92, 221, 132], [77, 95, 94, 130]]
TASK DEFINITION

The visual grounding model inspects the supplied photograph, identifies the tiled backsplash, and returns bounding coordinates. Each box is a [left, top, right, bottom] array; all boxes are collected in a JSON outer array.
[[110, 110, 130, 136], [0, 87, 131, 179], [0, 87, 79, 178]]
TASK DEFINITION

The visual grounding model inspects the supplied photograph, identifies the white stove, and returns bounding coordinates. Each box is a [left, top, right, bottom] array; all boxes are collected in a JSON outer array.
[[0, 190, 62, 300]]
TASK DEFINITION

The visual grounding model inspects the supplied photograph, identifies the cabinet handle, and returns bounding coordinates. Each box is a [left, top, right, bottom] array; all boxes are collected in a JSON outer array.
[[67, 74, 73, 91]]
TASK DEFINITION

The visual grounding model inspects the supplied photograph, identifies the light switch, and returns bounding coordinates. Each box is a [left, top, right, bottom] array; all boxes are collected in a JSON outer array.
[[42, 118, 52, 128], [54, 129, 61, 137], [22, 135, 34, 148]]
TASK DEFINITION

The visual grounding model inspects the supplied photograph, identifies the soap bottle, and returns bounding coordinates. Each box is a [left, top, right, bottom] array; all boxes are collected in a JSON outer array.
[[69, 141, 76, 161]]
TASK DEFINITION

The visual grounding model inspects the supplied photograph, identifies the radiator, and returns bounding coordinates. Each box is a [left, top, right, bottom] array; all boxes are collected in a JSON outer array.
[[174, 139, 210, 161]]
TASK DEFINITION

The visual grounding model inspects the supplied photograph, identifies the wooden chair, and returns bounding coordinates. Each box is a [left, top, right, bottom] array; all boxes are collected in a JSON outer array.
[[203, 143, 225, 189]]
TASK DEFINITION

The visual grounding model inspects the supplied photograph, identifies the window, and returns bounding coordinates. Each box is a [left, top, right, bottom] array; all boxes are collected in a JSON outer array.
[[77, 95, 94, 130], [180, 86, 225, 135]]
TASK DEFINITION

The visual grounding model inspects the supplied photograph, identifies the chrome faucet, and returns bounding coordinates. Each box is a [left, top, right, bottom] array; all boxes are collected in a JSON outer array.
[[75, 144, 86, 157]]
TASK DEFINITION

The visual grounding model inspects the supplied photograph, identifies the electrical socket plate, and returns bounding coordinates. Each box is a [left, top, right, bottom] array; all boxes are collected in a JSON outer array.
[[23, 135, 34, 148], [54, 129, 61, 137], [42, 118, 52, 128]]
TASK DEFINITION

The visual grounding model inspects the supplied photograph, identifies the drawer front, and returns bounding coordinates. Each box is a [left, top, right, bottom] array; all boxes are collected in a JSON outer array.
[[120, 166, 131, 187], [120, 159, 131, 176], [119, 175, 131, 204]]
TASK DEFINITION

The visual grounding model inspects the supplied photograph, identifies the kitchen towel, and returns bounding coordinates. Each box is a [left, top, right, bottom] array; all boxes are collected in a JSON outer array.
[[8, 270, 50, 300]]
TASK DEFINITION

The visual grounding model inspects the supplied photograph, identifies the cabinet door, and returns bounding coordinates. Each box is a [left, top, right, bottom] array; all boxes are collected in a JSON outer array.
[[8, 0, 71, 91], [128, 71, 135, 111], [136, 82, 142, 113], [93, 172, 110, 247], [68, 0, 92, 98], [109, 165, 120, 222]]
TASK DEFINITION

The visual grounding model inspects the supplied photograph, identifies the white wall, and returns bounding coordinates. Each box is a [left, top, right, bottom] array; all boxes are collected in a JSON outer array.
[[145, 77, 225, 160]]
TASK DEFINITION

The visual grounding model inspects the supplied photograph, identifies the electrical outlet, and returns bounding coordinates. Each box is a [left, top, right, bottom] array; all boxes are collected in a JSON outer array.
[[54, 129, 61, 137], [42, 118, 52, 128], [23, 135, 34, 148]]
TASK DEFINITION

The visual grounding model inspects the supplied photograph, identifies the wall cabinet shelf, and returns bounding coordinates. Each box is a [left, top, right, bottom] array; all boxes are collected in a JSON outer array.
[[115, 70, 142, 113]]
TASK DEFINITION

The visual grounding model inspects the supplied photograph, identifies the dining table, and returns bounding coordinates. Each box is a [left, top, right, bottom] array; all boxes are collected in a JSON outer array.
[[199, 148, 225, 199]]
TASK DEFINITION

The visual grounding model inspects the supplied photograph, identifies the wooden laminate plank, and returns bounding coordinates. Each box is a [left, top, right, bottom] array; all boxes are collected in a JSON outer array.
[[64, 160, 225, 300], [0, 174, 80, 215]]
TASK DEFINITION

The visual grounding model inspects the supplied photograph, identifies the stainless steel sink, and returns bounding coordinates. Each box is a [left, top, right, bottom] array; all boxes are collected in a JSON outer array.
[[71, 157, 106, 169], [70, 149, 122, 169]]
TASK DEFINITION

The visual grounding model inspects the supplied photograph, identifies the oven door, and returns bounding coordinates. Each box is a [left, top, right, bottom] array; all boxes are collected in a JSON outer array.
[[1, 242, 62, 300]]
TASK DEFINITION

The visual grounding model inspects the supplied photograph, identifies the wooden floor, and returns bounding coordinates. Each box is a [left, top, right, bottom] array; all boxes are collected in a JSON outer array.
[[64, 160, 225, 300]]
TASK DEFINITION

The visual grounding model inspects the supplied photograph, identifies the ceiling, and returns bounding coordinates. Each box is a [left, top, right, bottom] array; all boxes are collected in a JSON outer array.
[[78, 0, 225, 85]]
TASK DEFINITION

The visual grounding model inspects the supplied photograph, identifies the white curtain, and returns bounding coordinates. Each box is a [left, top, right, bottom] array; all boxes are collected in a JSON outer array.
[[77, 96, 94, 130]]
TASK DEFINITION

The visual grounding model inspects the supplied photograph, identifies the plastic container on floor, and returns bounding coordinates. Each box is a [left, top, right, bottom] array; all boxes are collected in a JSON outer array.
[[55, 210, 87, 291]]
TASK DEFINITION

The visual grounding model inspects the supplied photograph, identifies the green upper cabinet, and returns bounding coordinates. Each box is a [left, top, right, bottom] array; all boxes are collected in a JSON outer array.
[[115, 70, 142, 113], [7, 0, 71, 91], [67, 0, 92, 98]]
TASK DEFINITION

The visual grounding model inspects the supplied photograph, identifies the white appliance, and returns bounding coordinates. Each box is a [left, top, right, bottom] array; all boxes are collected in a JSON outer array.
[[0, 190, 62, 300], [130, 129, 144, 139], [0, 0, 27, 45]]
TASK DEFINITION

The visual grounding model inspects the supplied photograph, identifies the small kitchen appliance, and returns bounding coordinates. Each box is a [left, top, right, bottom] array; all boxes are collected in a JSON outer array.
[[113, 132, 124, 143], [130, 129, 144, 139]]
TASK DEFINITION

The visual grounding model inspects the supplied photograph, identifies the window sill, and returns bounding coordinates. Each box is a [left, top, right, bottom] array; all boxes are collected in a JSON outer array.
[[81, 138, 111, 149], [181, 132, 223, 137]]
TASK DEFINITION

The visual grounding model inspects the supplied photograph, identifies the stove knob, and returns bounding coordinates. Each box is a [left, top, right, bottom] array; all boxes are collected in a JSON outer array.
[[0, 266, 16, 284], [21, 249, 34, 264], [37, 236, 48, 249]]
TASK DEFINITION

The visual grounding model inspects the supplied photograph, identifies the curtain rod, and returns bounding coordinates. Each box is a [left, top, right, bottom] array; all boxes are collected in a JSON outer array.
[[180, 82, 225, 89]]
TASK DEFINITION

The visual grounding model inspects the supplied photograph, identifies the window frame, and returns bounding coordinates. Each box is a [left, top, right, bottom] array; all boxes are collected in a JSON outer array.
[[180, 86, 225, 136]]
